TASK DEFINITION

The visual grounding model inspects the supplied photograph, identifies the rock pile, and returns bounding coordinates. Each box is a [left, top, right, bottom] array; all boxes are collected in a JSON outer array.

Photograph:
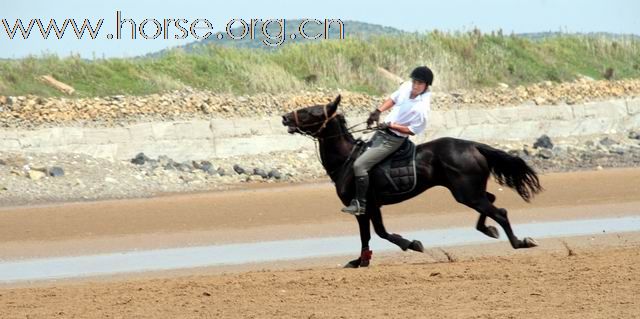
[[436, 78, 640, 108], [1, 79, 638, 129], [129, 152, 284, 181], [0, 131, 638, 206]]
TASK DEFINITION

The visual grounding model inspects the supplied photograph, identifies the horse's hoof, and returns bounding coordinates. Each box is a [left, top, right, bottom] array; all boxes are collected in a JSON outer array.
[[523, 237, 538, 248], [486, 226, 500, 239], [344, 258, 361, 268], [408, 240, 424, 253]]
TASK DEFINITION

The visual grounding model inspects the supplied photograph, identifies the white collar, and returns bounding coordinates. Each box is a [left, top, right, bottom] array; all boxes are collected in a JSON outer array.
[[410, 88, 430, 101]]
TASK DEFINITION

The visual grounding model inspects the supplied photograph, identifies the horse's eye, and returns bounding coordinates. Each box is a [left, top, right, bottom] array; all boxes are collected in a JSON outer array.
[[310, 109, 324, 117]]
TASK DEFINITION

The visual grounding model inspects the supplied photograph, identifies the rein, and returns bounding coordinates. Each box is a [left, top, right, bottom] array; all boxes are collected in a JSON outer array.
[[293, 104, 338, 136], [289, 106, 378, 178], [292, 104, 376, 139]]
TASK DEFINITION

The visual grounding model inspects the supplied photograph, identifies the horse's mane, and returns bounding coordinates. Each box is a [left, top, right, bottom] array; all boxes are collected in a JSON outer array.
[[335, 113, 356, 143]]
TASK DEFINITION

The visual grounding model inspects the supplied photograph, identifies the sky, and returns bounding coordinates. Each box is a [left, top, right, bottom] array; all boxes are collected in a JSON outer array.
[[1, 0, 638, 59]]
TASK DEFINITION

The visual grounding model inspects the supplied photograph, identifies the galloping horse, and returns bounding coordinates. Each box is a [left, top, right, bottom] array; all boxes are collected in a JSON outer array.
[[282, 95, 543, 267]]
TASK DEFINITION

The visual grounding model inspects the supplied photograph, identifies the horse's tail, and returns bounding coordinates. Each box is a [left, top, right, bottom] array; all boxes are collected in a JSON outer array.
[[475, 143, 543, 202]]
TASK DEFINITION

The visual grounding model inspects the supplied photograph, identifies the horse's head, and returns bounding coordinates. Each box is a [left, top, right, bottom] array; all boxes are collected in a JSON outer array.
[[282, 95, 341, 136]]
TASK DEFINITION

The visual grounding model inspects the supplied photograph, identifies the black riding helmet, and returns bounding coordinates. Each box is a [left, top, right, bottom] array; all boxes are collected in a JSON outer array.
[[410, 66, 434, 86]]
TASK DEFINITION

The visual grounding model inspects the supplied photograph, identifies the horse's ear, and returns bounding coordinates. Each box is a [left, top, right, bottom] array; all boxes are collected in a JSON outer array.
[[327, 95, 341, 114]]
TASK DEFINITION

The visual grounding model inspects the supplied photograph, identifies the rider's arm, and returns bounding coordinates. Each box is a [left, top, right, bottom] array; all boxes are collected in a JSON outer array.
[[380, 81, 410, 112], [389, 123, 415, 135], [376, 98, 395, 113]]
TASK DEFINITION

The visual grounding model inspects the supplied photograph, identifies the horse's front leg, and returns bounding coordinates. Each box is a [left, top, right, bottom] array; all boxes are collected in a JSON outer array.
[[344, 214, 373, 268], [370, 205, 424, 253]]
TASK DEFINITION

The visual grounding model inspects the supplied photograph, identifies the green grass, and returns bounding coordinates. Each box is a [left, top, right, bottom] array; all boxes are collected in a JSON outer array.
[[1, 32, 639, 97]]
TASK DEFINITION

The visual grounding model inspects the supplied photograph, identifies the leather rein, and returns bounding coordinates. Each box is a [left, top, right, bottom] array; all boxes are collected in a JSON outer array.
[[292, 105, 373, 139], [292, 104, 338, 137], [290, 105, 377, 179]]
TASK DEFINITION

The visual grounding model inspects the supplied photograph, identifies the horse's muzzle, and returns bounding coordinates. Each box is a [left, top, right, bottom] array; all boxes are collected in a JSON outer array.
[[282, 115, 297, 134]]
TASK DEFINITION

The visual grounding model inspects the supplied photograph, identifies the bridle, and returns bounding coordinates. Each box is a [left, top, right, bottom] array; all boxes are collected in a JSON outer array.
[[292, 104, 338, 137], [288, 105, 381, 179], [291, 105, 375, 139]]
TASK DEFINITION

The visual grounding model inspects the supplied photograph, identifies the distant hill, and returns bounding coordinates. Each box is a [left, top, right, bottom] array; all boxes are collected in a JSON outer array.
[[152, 22, 640, 56], [518, 31, 640, 41], [149, 20, 406, 55]]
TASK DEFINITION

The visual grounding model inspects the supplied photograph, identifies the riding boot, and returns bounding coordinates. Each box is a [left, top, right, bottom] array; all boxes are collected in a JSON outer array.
[[341, 175, 369, 215]]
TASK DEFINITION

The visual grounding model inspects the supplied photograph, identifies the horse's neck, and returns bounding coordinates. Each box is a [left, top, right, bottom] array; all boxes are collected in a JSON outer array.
[[317, 118, 354, 181]]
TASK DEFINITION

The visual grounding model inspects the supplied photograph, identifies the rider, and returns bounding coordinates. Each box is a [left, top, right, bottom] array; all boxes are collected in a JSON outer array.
[[341, 66, 433, 215]]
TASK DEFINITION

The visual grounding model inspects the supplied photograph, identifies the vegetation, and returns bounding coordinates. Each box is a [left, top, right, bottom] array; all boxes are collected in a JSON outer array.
[[1, 29, 639, 97]]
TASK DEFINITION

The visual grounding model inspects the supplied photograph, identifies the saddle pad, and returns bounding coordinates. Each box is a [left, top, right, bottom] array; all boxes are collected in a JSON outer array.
[[369, 138, 418, 196]]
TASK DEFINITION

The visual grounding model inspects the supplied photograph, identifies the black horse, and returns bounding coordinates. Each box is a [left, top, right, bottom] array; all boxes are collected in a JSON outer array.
[[282, 95, 543, 267]]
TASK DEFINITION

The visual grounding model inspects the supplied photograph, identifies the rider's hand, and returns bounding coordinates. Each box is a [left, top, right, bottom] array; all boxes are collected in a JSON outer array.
[[366, 109, 381, 128], [377, 122, 390, 130]]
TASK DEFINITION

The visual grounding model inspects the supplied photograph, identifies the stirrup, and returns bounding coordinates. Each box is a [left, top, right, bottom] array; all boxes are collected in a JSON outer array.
[[341, 199, 366, 216]]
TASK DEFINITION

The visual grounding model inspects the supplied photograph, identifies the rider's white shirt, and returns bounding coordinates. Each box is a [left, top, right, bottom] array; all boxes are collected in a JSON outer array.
[[383, 81, 431, 137]]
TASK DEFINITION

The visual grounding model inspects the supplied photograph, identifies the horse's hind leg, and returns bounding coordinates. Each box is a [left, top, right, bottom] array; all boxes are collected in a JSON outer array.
[[476, 192, 499, 239], [486, 206, 537, 248], [476, 214, 499, 239], [486, 191, 496, 203], [451, 180, 536, 249], [369, 205, 423, 252]]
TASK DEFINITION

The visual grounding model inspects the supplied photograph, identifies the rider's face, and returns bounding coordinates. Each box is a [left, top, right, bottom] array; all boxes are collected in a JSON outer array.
[[411, 79, 427, 97]]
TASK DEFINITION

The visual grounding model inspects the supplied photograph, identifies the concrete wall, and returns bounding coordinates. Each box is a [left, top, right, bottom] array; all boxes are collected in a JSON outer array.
[[1, 98, 638, 161], [420, 98, 640, 143]]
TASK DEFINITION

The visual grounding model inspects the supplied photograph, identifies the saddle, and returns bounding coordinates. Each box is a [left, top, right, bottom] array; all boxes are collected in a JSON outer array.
[[342, 136, 418, 197]]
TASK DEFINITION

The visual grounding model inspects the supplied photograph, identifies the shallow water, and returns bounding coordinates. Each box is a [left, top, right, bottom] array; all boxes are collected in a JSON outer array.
[[1, 216, 639, 283]]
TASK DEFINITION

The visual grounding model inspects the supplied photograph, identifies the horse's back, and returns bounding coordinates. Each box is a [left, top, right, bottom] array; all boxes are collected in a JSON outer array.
[[416, 137, 488, 172], [416, 137, 480, 156], [418, 136, 478, 148]]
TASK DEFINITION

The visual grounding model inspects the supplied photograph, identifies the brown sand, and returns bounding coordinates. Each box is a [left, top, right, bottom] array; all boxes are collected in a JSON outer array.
[[0, 167, 639, 318], [1, 236, 639, 319]]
